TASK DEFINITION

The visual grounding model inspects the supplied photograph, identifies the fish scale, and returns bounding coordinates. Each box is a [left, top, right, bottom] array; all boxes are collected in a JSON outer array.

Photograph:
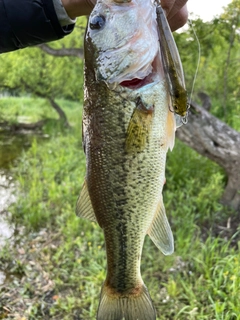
[[76, 0, 176, 318]]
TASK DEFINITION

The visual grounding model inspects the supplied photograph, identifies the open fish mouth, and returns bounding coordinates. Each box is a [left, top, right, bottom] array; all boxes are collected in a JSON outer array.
[[119, 53, 162, 90], [120, 75, 152, 89], [120, 74, 154, 90]]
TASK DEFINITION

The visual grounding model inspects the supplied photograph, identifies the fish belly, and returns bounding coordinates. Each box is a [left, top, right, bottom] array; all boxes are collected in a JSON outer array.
[[79, 80, 174, 320]]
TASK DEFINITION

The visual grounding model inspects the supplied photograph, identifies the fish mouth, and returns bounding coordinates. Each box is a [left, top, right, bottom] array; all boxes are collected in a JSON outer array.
[[119, 54, 163, 90], [120, 76, 152, 89], [120, 75, 153, 90]]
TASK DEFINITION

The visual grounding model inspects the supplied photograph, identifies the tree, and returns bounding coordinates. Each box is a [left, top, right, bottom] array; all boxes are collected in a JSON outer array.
[[0, 4, 239, 210], [176, 0, 240, 126], [173, 0, 240, 211], [0, 17, 87, 126]]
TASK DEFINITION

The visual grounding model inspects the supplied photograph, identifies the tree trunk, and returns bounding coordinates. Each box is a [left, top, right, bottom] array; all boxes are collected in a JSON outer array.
[[48, 98, 70, 128], [20, 79, 70, 128], [176, 101, 240, 212]]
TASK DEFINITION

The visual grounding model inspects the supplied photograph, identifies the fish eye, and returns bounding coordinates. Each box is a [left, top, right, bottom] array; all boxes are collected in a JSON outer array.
[[90, 14, 106, 30]]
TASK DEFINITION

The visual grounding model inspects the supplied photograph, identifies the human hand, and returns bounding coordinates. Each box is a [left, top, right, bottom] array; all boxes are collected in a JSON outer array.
[[61, 0, 96, 19], [62, 0, 188, 32], [161, 0, 188, 31]]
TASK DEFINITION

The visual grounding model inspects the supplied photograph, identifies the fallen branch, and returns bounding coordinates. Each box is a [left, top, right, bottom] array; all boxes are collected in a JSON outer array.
[[177, 101, 240, 211], [38, 44, 83, 59]]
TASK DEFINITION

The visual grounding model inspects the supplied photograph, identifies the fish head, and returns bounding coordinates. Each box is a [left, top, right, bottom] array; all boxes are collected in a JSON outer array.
[[85, 0, 163, 88]]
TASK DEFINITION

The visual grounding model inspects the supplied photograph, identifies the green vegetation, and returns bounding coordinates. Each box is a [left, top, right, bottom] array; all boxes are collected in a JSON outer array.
[[175, 0, 240, 128], [0, 97, 239, 320], [0, 1, 239, 318], [0, 17, 87, 102]]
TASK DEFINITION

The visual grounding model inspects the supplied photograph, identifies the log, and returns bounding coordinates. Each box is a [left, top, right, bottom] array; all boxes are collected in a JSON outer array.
[[176, 101, 240, 212]]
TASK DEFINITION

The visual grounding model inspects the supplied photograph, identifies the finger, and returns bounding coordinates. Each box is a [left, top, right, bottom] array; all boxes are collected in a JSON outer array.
[[161, 0, 188, 18], [168, 4, 188, 31]]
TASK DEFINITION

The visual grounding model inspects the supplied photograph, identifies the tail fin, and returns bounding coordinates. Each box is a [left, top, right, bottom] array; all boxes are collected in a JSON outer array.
[[97, 282, 156, 320]]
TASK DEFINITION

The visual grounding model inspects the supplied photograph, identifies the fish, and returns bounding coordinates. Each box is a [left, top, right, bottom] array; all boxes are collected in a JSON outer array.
[[76, 0, 176, 319], [156, 1, 188, 123]]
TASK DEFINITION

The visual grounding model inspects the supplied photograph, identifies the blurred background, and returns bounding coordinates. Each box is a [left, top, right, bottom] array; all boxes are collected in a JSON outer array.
[[0, 1, 239, 318]]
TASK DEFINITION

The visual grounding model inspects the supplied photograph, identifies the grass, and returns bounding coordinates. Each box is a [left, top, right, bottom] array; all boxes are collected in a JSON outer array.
[[0, 97, 239, 319]]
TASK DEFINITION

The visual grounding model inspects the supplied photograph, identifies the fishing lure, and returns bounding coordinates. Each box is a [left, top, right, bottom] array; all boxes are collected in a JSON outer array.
[[155, 1, 189, 124]]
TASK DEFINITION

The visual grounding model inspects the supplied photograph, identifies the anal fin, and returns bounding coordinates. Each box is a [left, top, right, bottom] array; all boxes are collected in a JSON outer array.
[[148, 196, 174, 255], [76, 179, 97, 222]]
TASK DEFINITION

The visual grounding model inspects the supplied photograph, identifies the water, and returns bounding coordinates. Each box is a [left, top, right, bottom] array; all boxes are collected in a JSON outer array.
[[0, 130, 34, 169]]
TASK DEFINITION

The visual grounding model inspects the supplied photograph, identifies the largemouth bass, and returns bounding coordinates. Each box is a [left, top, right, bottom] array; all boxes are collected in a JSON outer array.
[[76, 0, 176, 318]]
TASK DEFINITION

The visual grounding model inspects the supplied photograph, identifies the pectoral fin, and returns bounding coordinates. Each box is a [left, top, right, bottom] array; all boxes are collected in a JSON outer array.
[[76, 179, 97, 222], [126, 97, 154, 153], [148, 196, 174, 255]]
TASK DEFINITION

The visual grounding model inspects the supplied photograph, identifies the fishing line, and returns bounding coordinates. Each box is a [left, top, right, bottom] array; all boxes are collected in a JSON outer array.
[[188, 17, 201, 107]]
